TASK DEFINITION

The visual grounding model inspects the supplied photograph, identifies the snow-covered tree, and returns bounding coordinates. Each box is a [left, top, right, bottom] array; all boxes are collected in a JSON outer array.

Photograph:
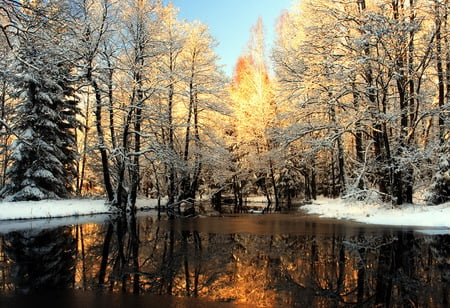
[[229, 18, 280, 209], [426, 145, 450, 205], [273, 0, 442, 205], [0, 41, 14, 190], [72, 0, 115, 201], [0, 0, 82, 201], [425, 0, 450, 205], [176, 21, 228, 202]]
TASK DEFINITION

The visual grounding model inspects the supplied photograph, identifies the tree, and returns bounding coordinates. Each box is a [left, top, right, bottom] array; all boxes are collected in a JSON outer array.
[[229, 18, 280, 209], [0, 0, 82, 201], [426, 0, 450, 205], [0, 38, 14, 190], [273, 1, 350, 198], [112, 0, 163, 210], [154, 3, 185, 207], [177, 21, 227, 202], [272, 8, 318, 201], [273, 0, 441, 205], [75, 0, 115, 201], [426, 144, 450, 204]]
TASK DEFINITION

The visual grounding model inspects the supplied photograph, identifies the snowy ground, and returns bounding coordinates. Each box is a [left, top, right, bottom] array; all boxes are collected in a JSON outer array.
[[0, 198, 163, 233], [0, 198, 165, 221], [0, 199, 111, 220], [302, 197, 450, 231]]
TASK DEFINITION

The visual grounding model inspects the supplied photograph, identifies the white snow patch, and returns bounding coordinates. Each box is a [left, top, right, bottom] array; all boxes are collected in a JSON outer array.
[[302, 196, 450, 229], [0, 198, 166, 233], [22, 127, 34, 139], [0, 199, 111, 220], [0, 198, 165, 221]]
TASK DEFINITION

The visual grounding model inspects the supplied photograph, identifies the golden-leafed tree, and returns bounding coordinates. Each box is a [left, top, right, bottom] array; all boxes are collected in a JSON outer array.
[[229, 17, 280, 209]]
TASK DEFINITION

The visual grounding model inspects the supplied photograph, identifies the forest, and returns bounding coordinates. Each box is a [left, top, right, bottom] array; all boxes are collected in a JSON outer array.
[[0, 0, 449, 214]]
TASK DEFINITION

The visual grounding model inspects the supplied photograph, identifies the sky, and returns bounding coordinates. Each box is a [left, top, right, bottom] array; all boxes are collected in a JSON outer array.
[[170, 0, 294, 76]]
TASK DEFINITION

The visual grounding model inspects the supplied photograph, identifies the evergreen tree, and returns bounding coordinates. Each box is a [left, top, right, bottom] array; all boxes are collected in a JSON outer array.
[[426, 145, 450, 205], [0, 1, 81, 201]]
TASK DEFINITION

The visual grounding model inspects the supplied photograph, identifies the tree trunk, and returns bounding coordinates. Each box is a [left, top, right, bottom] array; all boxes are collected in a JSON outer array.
[[115, 108, 132, 210], [269, 161, 279, 210], [190, 93, 202, 199], [89, 71, 114, 202], [0, 80, 9, 189], [358, 0, 390, 199], [77, 92, 90, 196], [442, 0, 449, 145], [311, 164, 317, 200], [106, 55, 117, 150], [352, 83, 365, 191], [302, 169, 311, 201], [330, 103, 346, 195], [393, 0, 414, 205], [129, 59, 144, 210], [167, 81, 176, 208], [179, 73, 195, 201], [436, 3, 445, 143]]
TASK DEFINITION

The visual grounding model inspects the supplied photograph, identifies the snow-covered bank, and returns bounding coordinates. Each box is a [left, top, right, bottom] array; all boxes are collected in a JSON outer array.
[[0, 198, 165, 221], [0, 198, 167, 233], [0, 199, 111, 220], [302, 197, 450, 229]]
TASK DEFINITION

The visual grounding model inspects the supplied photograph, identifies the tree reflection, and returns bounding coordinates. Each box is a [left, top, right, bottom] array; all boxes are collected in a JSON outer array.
[[375, 231, 419, 307], [2, 227, 76, 295], [0, 216, 449, 307], [81, 217, 450, 306], [94, 214, 141, 293]]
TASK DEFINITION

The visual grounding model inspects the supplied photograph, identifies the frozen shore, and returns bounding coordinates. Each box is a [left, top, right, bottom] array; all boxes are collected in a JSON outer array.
[[0, 197, 449, 232], [302, 196, 450, 230]]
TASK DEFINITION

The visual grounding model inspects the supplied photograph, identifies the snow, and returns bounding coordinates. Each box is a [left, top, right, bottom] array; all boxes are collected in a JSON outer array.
[[0, 198, 166, 234], [302, 196, 450, 230], [0, 199, 111, 220], [0, 198, 163, 222]]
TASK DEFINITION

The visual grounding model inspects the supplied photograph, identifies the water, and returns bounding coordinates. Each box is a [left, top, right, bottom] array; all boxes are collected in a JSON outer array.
[[0, 210, 448, 307]]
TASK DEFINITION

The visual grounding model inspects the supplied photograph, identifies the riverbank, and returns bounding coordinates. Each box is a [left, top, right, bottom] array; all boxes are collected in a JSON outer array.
[[302, 197, 450, 230], [0, 198, 165, 221], [0, 197, 449, 230]]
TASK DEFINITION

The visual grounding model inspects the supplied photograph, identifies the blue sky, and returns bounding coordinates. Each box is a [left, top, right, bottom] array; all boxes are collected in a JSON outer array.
[[171, 0, 294, 76]]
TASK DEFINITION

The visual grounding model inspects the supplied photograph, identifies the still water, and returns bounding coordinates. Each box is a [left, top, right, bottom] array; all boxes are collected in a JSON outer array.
[[0, 210, 448, 307]]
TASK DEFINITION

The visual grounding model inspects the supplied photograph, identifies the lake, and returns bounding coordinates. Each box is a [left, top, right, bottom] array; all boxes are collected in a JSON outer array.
[[0, 209, 448, 307]]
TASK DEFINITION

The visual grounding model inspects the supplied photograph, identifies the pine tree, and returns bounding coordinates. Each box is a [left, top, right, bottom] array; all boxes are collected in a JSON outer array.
[[0, 1, 81, 201], [426, 145, 450, 205]]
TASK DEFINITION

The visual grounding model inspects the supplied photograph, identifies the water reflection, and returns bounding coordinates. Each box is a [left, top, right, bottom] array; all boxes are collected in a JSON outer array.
[[0, 213, 449, 307], [2, 227, 75, 295]]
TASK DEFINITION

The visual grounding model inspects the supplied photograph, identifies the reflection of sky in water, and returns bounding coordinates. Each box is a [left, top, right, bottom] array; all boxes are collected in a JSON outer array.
[[0, 214, 111, 234]]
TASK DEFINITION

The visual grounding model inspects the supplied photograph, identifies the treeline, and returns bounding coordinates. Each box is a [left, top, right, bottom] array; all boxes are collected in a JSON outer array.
[[0, 0, 228, 211], [272, 0, 449, 206], [0, 0, 448, 211]]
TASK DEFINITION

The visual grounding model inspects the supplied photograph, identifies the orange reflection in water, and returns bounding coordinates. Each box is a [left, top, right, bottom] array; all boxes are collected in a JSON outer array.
[[0, 215, 448, 307]]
